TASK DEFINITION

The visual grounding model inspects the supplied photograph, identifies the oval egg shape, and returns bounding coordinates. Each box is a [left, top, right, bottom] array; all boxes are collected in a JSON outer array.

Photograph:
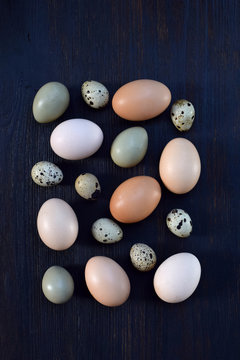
[[31, 161, 63, 187], [50, 119, 103, 160], [111, 127, 148, 167], [33, 82, 70, 123], [42, 266, 74, 304], [153, 253, 201, 303], [112, 79, 171, 121], [37, 198, 79, 250], [85, 256, 130, 307], [159, 138, 201, 194], [110, 176, 161, 223], [91, 218, 123, 244]]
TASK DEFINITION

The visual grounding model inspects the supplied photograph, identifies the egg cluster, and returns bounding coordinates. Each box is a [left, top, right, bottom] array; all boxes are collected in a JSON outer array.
[[32, 80, 201, 306]]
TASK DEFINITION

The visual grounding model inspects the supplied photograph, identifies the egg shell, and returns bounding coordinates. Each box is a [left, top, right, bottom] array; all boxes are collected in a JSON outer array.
[[110, 176, 161, 223], [171, 99, 195, 131], [91, 218, 123, 244], [153, 252, 201, 303], [85, 256, 130, 307], [75, 173, 101, 200], [130, 243, 157, 271], [81, 80, 109, 109], [33, 82, 70, 123], [31, 161, 63, 187], [110, 127, 148, 168], [37, 198, 79, 250], [159, 138, 201, 194], [112, 79, 171, 121], [50, 119, 103, 160], [166, 209, 192, 238], [42, 266, 74, 304]]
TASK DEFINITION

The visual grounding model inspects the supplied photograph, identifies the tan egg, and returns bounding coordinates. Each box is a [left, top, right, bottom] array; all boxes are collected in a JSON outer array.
[[110, 176, 161, 223], [37, 198, 78, 250], [159, 138, 201, 194], [85, 256, 130, 307], [112, 79, 171, 121], [75, 173, 101, 200]]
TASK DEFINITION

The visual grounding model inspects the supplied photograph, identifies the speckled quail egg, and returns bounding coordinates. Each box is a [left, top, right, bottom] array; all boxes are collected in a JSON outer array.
[[91, 218, 123, 244], [130, 243, 157, 271], [75, 173, 101, 200], [81, 80, 109, 109], [166, 209, 192, 237], [170, 99, 195, 131], [31, 161, 63, 186]]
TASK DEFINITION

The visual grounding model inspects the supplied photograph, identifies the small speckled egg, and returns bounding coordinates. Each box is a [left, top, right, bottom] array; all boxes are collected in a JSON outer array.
[[170, 99, 195, 131], [42, 266, 74, 304], [166, 209, 192, 238], [91, 218, 123, 244], [75, 173, 101, 200], [130, 243, 157, 271], [31, 161, 63, 187], [81, 80, 109, 109]]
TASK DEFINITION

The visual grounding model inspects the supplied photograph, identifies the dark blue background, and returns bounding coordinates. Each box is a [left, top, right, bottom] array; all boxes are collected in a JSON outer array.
[[0, 1, 239, 359]]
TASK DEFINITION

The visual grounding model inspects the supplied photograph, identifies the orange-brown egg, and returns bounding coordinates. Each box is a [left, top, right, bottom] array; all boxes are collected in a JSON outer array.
[[112, 79, 171, 121], [159, 138, 201, 194], [109, 176, 161, 223]]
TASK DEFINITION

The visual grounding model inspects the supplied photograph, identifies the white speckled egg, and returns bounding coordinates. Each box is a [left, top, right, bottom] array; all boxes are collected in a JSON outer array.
[[91, 218, 123, 244], [130, 243, 157, 271], [75, 173, 101, 200], [81, 80, 109, 109], [31, 161, 63, 186], [166, 209, 192, 238], [171, 99, 195, 131]]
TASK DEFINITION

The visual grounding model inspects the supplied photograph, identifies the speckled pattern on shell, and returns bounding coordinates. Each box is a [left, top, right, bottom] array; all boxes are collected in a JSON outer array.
[[81, 80, 109, 109], [170, 99, 195, 131], [166, 209, 193, 238], [91, 218, 123, 244], [75, 173, 101, 200], [130, 243, 157, 271], [31, 161, 63, 187]]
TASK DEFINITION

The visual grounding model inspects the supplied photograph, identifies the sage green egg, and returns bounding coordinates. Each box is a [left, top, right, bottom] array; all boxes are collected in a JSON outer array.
[[33, 82, 70, 123], [42, 266, 74, 304], [110, 127, 148, 168]]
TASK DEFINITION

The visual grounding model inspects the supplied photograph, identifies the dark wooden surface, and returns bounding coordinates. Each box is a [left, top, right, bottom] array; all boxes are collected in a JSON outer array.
[[0, 1, 240, 359]]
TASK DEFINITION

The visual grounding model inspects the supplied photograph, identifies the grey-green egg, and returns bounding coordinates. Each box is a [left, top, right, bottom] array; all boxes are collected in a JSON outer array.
[[33, 82, 70, 123], [31, 161, 63, 186], [75, 173, 101, 200], [166, 209, 192, 237], [111, 127, 148, 168], [42, 266, 74, 304], [91, 218, 123, 244], [81, 80, 109, 109], [171, 99, 195, 131], [130, 243, 157, 271]]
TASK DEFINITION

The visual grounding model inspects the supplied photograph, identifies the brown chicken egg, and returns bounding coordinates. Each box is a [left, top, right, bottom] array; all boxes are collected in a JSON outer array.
[[112, 79, 171, 121], [109, 176, 161, 223], [159, 138, 201, 194]]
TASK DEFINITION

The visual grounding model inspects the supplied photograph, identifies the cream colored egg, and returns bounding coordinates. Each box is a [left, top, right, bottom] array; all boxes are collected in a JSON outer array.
[[75, 173, 101, 200], [153, 252, 201, 303]]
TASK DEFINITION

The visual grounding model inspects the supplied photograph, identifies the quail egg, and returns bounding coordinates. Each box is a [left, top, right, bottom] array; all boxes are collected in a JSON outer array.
[[91, 218, 123, 244], [75, 173, 101, 200], [170, 99, 195, 131], [31, 161, 63, 187], [130, 243, 157, 271], [81, 80, 109, 109], [166, 209, 192, 238]]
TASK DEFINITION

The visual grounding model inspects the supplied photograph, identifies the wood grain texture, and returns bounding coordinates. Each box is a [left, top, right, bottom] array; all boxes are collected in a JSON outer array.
[[0, 0, 240, 359]]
